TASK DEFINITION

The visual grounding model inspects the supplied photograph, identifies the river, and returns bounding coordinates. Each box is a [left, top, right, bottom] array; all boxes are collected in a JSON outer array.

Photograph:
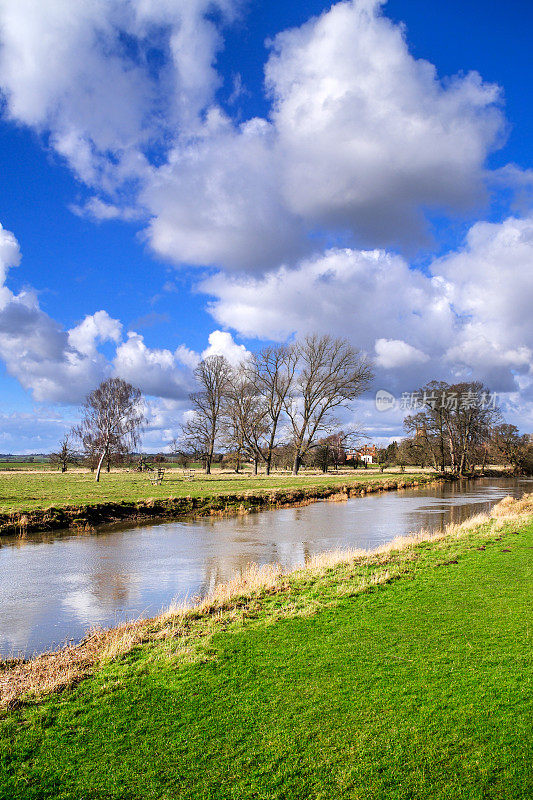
[[1, 476, 530, 658]]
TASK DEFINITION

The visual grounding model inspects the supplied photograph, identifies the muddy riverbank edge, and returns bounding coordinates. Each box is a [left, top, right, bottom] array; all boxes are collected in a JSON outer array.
[[0, 474, 456, 537]]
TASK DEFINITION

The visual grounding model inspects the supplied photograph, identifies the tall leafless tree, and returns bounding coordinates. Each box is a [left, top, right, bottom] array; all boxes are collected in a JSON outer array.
[[284, 334, 373, 474], [222, 362, 271, 474], [181, 355, 233, 474], [404, 381, 502, 475], [74, 378, 144, 482], [447, 382, 502, 474], [404, 381, 449, 472], [249, 344, 298, 474]]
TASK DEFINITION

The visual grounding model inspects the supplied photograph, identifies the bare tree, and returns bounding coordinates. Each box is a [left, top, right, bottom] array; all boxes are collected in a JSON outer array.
[[285, 334, 374, 474], [249, 345, 298, 474], [449, 383, 501, 474], [182, 355, 232, 474], [222, 362, 271, 474], [74, 378, 144, 482], [404, 381, 449, 472], [404, 381, 501, 475], [490, 424, 533, 475], [50, 434, 77, 473]]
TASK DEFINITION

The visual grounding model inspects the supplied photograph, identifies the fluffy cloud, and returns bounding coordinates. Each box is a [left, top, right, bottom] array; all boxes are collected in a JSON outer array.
[[0, 298, 118, 403], [68, 311, 122, 357], [201, 213, 533, 394], [433, 215, 533, 363], [202, 246, 453, 352], [201, 329, 250, 365], [265, 0, 503, 248], [113, 332, 194, 400], [0, 228, 112, 400], [0, 0, 510, 270], [0, 223, 20, 284], [0, 0, 240, 189], [375, 339, 429, 369], [143, 112, 306, 271], [143, 0, 506, 268], [0, 222, 247, 403]]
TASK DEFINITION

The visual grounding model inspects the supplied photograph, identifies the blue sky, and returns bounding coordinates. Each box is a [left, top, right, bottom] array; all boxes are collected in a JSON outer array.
[[0, 0, 531, 452]]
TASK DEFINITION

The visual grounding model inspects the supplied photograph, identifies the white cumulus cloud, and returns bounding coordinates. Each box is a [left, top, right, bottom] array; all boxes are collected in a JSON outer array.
[[201, 329, 250, 365], [375, 339, 429, 369], [0, 222, 247, 404], [0, 0, 513, 270], [201, 212, 533, 394]]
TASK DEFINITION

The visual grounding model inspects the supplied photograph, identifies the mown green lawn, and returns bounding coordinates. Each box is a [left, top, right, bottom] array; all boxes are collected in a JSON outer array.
[[1, 517, 531, 799], [0, 468, 423, 513]]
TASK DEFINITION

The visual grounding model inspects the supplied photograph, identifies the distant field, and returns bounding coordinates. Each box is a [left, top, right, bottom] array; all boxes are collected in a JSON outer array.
[[0, 467, 427, 513], [0, 461, 50, 471]]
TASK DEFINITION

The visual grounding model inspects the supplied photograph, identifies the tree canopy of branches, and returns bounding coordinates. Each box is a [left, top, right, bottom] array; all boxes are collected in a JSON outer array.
[[74, 378, 144, 482], [50, 434, 78, 473], [221, 366, 270, 474], [284, 334, 373, 474], [404, 381, 502, 475], [181, 355, 233, 474], [490, 424, 533, 475], [249, 345, 298, 474], [310, 431, 362, 473], [179, 336, 373, 475]]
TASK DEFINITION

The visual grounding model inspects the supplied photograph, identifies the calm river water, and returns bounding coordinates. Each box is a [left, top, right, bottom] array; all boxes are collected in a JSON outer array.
[[1, 476, 530, 658]]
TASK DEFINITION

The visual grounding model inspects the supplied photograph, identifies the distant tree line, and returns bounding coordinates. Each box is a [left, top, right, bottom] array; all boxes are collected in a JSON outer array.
[[48, 348, 532, 480]]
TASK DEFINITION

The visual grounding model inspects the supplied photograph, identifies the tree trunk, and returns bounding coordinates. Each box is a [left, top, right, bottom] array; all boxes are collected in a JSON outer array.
[[265, 454, 271, 476], [205, 457, 211, 475], [253, 458, 258, 475], [95, 449, 106, 482], [448, 435, 456, 473], [292, 453, 300, 475]]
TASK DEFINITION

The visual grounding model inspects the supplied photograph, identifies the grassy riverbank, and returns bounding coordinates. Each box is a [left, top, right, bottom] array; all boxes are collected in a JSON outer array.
[[0, 468, 428, 513], [0, 470, 433, 535], [1, 494, 531, 799]]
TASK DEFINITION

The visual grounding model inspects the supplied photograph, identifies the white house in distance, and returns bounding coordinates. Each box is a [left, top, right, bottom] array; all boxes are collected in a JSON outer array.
[[346, 445, 378, 464]]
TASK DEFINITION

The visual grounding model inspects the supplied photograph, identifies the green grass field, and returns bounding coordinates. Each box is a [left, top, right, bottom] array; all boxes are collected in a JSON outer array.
[[0, 460, 49, 472], [0, 468, 424, 513], [1, 507, 531, 799]]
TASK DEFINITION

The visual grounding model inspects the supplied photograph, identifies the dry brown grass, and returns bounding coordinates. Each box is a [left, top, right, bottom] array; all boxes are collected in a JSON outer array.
[[1, 492, 531, 710]]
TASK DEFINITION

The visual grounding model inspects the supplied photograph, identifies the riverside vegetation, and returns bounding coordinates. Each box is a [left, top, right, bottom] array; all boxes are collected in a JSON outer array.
[[0, 468, 431, 535], [0, 493, 531, 799]]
